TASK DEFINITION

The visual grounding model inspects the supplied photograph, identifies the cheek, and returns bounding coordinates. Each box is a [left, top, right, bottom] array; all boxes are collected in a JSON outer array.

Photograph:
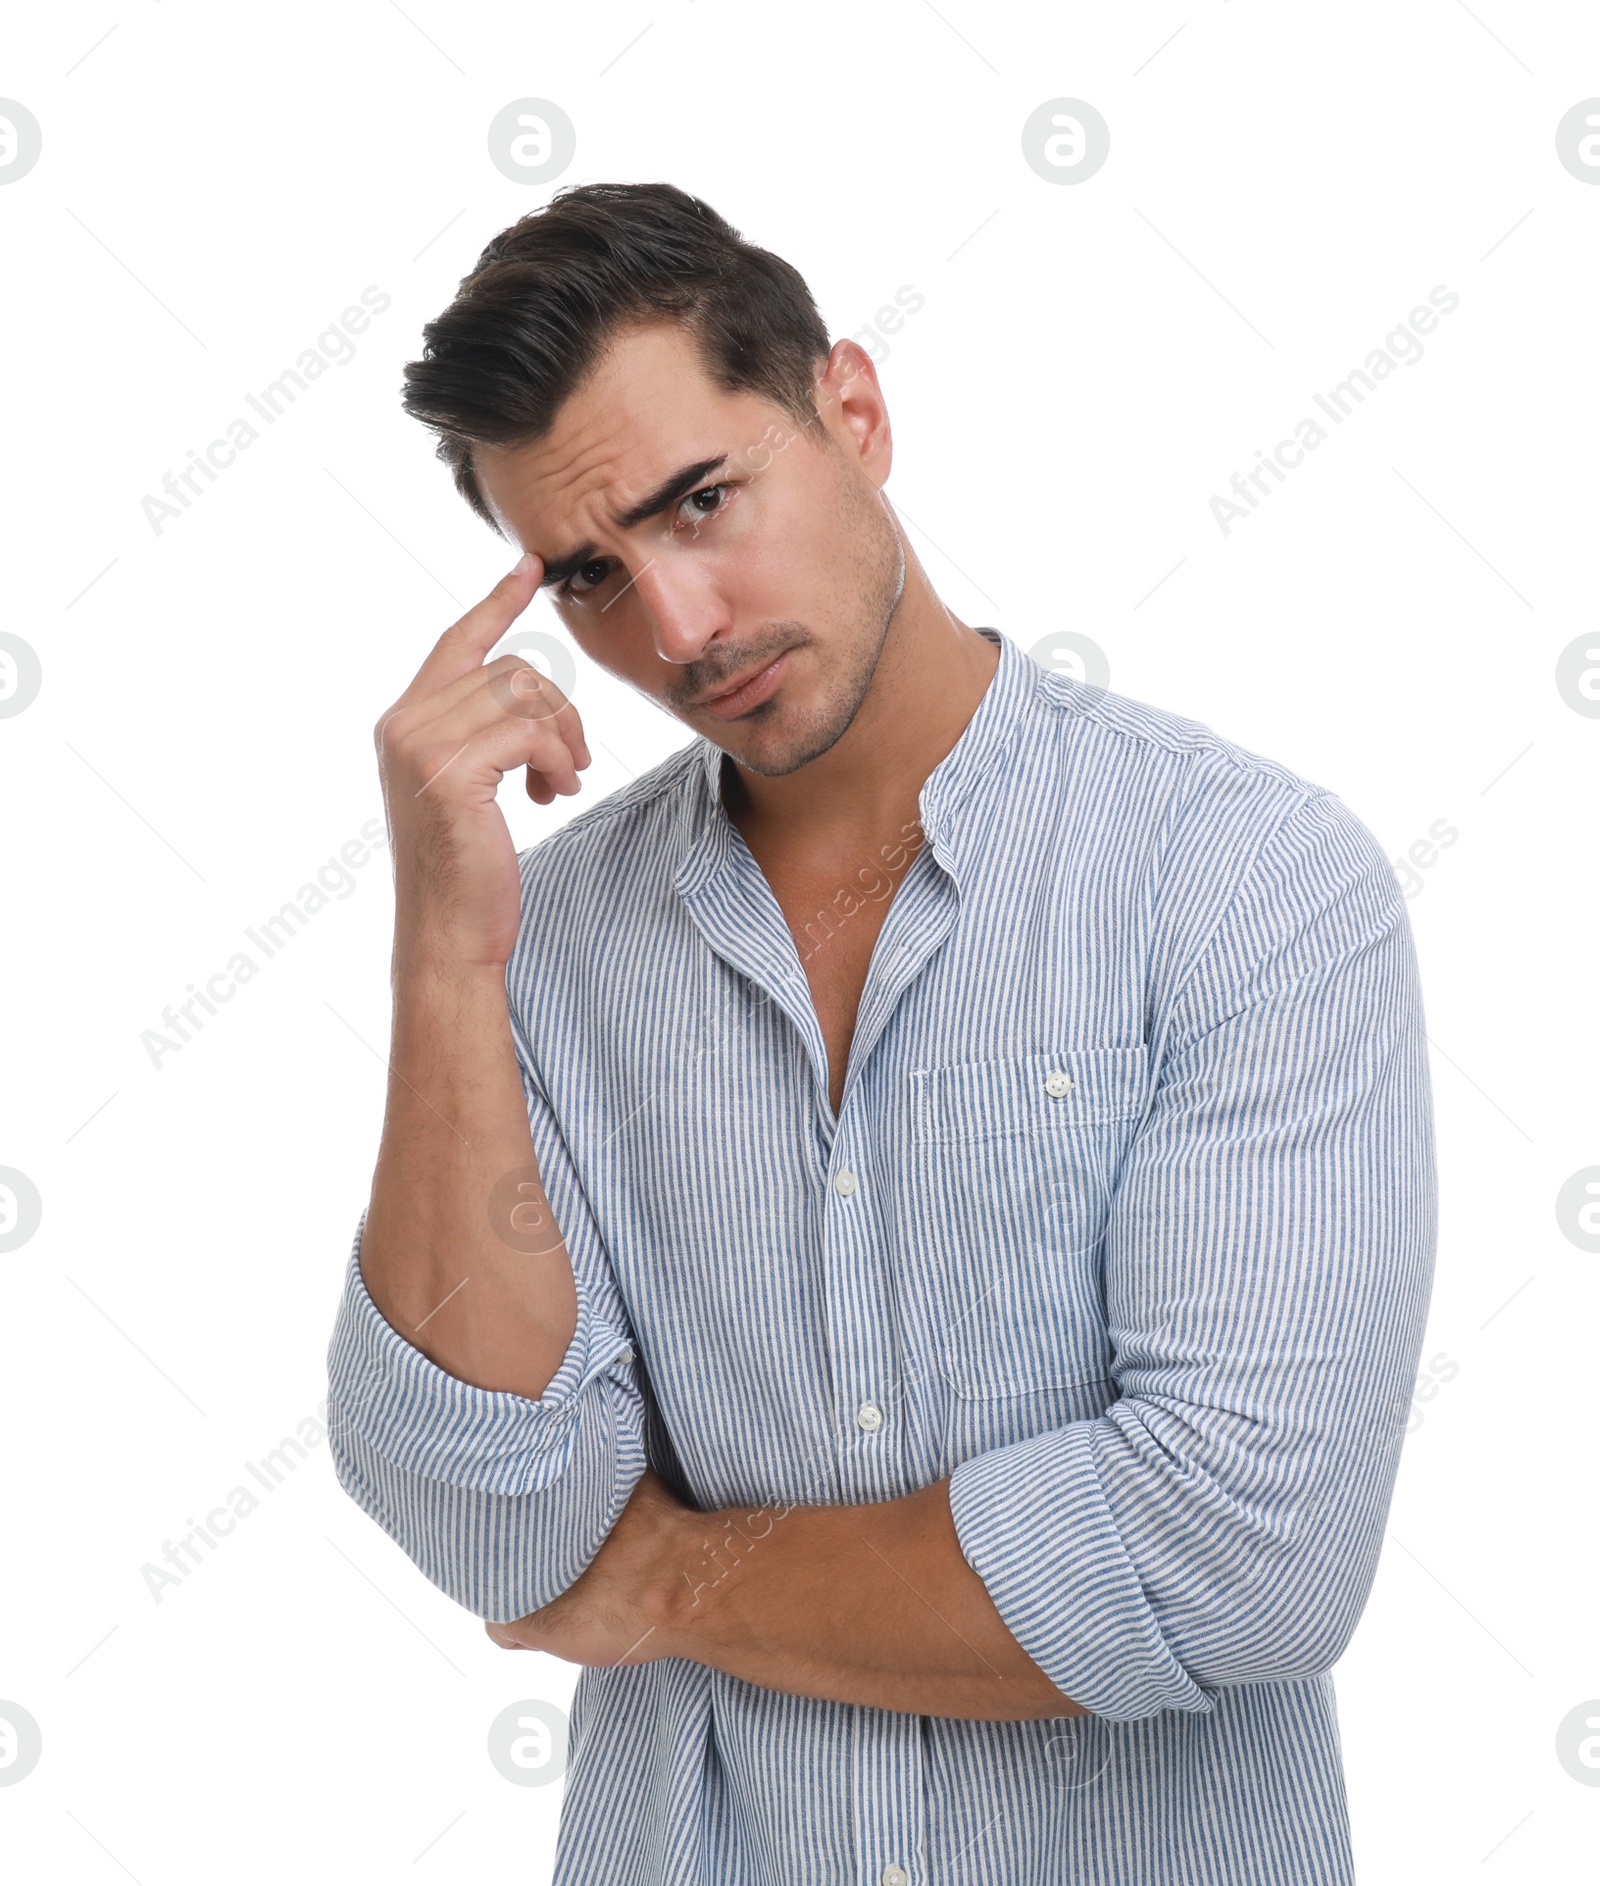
[[727, 488, 838, 600]]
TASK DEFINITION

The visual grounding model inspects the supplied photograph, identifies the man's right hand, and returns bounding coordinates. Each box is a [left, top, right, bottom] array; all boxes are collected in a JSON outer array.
[[355, 549, 588, 1401], [374, 551, 590, 974]]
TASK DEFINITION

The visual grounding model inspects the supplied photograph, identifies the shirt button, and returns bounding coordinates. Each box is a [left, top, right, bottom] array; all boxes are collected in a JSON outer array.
[[833, 1169, 859, 1196], [857, 1401, 884, 1432], [881, 1867, 909, 1886], [1044, 1070, 1074, 1098]]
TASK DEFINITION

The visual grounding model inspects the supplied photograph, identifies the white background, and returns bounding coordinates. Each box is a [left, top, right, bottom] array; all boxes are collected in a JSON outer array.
[[2, 2, 1597, 1879]]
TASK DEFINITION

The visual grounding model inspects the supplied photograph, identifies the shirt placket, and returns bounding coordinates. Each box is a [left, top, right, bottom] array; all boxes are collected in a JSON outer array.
[[820, 838, 957, 1504], [827, 1131, 929, 1886], [829, 855, 959, 1886], [852, 1716, 927, 1886]]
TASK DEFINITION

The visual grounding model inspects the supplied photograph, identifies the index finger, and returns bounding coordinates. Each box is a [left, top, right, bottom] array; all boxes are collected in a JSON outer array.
[[405, 549, 545, 703]]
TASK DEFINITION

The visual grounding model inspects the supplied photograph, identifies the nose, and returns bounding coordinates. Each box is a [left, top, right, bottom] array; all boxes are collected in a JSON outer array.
[[629, 557, 733, 667]]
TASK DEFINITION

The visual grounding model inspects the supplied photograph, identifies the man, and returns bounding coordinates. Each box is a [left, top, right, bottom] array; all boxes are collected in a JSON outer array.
[[327, 180, 1436, 1884]]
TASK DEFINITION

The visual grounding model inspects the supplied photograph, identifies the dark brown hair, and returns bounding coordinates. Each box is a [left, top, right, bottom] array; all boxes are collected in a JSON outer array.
[[401, 181, 835, 535]]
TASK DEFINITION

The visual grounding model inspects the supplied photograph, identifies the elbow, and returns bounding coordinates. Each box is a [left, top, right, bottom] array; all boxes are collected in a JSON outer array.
[[327, 1432, 557, 1621], [1253, 1604, 1362, 1685], [326, 1381, 650, 1623], [1203, 1555, 1374, 1689], [1200, 1470, 1392, 1688]]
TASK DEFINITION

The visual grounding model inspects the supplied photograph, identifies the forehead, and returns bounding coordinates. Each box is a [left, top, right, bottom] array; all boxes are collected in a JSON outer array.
[[473, 320, 772, 548]]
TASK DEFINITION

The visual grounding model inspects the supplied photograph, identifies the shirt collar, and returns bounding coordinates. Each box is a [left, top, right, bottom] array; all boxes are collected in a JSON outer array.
[[677, 626, 1035, 894]]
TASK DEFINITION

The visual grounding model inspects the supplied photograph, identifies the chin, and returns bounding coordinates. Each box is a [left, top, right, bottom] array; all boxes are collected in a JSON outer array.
[[729, 703, 854, 778]]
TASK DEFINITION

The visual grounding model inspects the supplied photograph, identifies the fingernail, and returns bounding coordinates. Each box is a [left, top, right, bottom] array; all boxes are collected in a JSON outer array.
[[512, 551, 535, 574]]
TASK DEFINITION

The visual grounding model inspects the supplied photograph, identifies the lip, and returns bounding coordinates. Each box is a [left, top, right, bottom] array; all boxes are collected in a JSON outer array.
[[694, 649, 793, 718]]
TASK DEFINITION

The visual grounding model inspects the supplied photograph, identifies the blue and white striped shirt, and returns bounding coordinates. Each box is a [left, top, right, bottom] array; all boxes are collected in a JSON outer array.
[[327, 625, 1437, 1885]]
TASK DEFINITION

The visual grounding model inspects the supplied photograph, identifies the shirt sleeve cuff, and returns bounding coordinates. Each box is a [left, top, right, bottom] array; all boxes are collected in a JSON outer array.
[[326, 1211, 637, 1497], [947, 1421, 1219, 1722]]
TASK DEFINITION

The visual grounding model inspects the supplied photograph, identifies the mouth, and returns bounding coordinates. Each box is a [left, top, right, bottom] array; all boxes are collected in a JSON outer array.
[[692, 649, 794, 718]]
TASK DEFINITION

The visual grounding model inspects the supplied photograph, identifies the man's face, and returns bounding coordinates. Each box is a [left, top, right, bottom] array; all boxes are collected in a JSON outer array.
[[471, 320, 905, 779]]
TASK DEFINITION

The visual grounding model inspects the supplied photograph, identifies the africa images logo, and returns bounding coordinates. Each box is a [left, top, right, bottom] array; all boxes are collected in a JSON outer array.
[[1209, 285, 1460, 535], [140, 287, 391, 535]]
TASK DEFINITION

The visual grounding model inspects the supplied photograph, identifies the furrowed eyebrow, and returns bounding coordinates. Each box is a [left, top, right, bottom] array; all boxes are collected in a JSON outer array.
[[536, 453, 731, 590]]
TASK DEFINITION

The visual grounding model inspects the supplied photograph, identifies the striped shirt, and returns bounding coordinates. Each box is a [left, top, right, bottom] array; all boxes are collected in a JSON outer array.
[[327, 624, 1437, 1885]]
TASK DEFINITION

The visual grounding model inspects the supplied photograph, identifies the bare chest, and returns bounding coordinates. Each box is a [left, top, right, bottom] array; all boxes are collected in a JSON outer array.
[[753, 840, 922, 1119]]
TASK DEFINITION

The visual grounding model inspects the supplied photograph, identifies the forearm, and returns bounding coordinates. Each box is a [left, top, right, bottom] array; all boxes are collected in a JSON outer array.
[[657, 1478, 1088, 1721], [357, 958, 578, 1400]]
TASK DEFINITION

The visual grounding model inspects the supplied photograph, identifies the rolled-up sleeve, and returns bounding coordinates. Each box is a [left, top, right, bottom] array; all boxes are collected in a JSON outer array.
[[947, 786, 1438, 1721], [325, 1009, 648, 1622]]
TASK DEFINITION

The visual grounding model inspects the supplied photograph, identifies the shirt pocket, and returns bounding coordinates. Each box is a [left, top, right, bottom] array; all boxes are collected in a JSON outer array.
[[907, 1045, 1149, 1398]]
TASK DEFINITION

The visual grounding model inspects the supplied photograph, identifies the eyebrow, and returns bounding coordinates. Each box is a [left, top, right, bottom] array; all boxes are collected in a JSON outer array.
[[535, 453, 731, 590]]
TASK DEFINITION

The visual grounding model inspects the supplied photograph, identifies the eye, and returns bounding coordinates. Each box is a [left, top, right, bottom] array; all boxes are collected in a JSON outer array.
[[675, 482, 732, 529], [560, 558, 613, 599], [557, 483, 735, 600]]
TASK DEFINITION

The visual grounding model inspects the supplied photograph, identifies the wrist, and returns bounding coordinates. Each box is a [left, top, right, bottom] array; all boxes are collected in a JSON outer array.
[[648, 1496, 771, 1669]]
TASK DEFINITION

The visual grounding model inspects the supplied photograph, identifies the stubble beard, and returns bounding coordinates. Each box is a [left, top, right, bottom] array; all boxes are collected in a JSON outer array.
[[731, 480, 907, 781]]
